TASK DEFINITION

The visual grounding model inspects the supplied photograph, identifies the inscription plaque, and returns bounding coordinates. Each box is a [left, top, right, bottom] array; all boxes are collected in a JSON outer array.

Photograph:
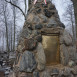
[[42, 34, 60, 65]]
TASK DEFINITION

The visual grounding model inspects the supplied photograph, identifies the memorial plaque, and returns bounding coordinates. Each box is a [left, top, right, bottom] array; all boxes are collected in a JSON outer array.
[[42, 34, 60, 65]]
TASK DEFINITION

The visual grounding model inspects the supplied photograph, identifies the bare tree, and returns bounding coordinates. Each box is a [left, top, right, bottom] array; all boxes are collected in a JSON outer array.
[[11, 23, 13, 52], [3, 2, 10, 52], [12, 0, 16, 51], [63, 4, 76, 44], [0, 0, 26, 52], [2, 31, 5, 52], [71, 0, 77, 38], [5, 0, 26, 20], [24, 0, 26, 13], [0, 0, 33, 53]]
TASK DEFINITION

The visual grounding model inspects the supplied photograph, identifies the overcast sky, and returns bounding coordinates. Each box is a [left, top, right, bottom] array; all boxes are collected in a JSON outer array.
[[52, 0, 72, 22]]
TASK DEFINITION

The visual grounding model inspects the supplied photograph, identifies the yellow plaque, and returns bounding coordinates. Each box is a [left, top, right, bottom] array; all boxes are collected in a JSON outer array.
[[42, 35, 60, 65]]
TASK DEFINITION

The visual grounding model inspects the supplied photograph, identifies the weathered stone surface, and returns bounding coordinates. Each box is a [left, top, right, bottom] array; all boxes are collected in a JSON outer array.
[[35, 35, 42, 42], [47, 17, 58, 28], [36, 8, 41, 14], [60, 44, 69, 65], [27, 13, 41, 24], [30, 31, 38, 38], [75, 59, 77, 65], [23, 38, 37, 51], [68, 60, 75, 67], [40, 71, 51, 77], [18, 72, 32, 77], [39, 14, 48, 23], [35, 24, 43, 29], [13, 53, 22, 68], [20, 27, 31, 38], [63, 67, 72, 76], [19, 51, 36, 72], [44, 9, 52, 18], [68, 46, 76, 61], [33, 71, 39, 77], [63, 30, 72, 46], [27, 24, 33, 30], [72, 66, 77, 75], [49, 4, 56, 10], [27, 13, 34, 22], [41, 27, 62, 34], [17, 45, 23, 53], [42, 4, 48, 8], [60, 23, 65, 28], [51, 68, 59, 75], [8, 72, 16, 77], [33, 16, 41, 24], [34, 3, 41, 8], [35, 43, 46, 71], [60, 35, 64, 44]]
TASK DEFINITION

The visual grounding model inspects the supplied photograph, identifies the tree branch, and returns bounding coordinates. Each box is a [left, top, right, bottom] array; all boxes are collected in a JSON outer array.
[[5, 0, 26, 20]]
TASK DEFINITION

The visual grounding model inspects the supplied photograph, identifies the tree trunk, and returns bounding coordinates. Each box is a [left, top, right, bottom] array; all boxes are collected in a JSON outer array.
[[13, 6, 16, 52], [12, 0, 16, 52], [71, 0, 77, 38], [24, 0, 26, 13], [4, 9, 9, 52], [11, 24, 13, 52]]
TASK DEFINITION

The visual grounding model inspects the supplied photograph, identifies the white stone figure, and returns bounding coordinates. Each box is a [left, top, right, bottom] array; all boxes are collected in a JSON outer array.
[[26, 0, 29, 14], [33, 0, 47, 4]]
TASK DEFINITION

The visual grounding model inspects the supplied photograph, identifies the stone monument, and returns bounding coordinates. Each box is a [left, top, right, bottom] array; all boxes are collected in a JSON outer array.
[[11, 0, 77, 77]]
